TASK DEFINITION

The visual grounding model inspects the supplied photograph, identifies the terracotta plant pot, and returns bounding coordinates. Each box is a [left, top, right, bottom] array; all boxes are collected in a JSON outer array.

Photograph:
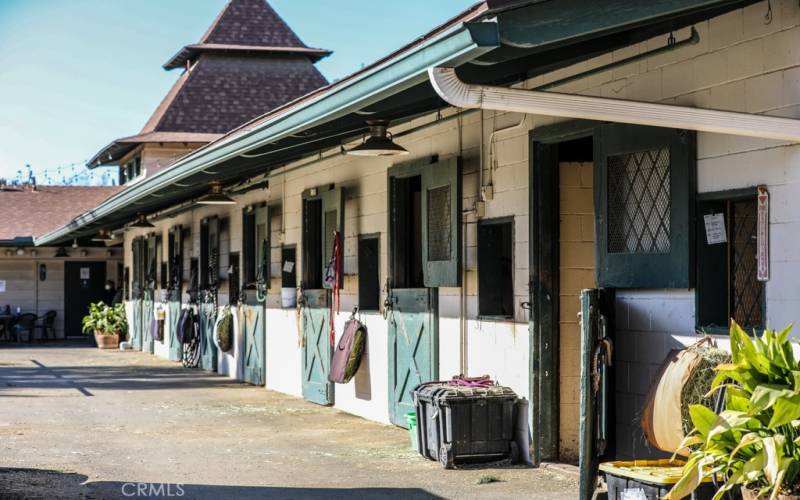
[[94, 332, 120, 349]]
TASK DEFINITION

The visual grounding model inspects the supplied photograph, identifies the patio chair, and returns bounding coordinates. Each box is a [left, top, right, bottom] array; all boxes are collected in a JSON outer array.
[[35, 310, 57, 340], [13, 313, 38, 343]]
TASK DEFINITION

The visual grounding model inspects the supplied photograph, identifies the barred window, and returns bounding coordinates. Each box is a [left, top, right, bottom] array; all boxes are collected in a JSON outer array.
[[607, 147, 671, 254], [427, 185, 452, 262], [696, 192, 764, 331]]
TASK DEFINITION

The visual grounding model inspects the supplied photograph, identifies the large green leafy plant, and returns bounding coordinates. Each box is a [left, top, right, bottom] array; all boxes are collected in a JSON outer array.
[[81, 302, 127, 336], [667, 322, 800, 500]]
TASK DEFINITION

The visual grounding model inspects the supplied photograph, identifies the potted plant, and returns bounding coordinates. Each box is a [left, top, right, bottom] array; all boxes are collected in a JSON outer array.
[[667, 321, 800, 500], [81, 302, 126, 349]]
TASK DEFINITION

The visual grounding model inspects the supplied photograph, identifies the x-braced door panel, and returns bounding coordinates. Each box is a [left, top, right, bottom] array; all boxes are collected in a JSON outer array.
[[387, 288, 438, 427], [301, 289, 332, 405]]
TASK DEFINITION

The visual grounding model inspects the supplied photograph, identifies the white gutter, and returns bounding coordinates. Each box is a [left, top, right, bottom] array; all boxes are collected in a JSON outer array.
[[428, 67, 800, 143]]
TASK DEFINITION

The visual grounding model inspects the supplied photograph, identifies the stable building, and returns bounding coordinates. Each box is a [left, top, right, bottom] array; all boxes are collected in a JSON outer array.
[[37, 0, 800, 497], [0, 182, 121, 339]]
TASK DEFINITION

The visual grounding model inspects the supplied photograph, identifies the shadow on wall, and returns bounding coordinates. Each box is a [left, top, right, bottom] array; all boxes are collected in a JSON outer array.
[[0, 468, 443, 500]]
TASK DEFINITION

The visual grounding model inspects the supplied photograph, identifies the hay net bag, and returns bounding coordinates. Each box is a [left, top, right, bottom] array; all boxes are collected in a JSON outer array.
[[640, 336, 730, 455], [215, 305, 234, 353]]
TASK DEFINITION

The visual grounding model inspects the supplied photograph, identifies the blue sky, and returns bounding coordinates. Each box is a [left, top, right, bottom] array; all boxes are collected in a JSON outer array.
[[0, 0, 475, 184]]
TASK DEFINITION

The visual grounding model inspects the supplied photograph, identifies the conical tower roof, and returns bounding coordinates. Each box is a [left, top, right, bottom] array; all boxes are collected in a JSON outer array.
[[89, 0, 330, 168], [164, 0, 331, 70]]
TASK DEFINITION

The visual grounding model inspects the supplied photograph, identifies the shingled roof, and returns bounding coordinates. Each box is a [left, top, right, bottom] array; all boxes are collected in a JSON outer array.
[[89, 0, 330, 167], [0, 185, 120, 243]]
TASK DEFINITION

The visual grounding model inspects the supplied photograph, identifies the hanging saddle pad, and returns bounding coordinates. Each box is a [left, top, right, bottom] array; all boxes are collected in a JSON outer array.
[[328, 318, 367, 384], [177, 308, 195, 344]]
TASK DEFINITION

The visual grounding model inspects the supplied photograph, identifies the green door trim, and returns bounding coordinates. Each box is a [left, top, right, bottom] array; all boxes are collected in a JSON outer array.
[[528, 122, 596, 463], [299, 185, 342, 405]]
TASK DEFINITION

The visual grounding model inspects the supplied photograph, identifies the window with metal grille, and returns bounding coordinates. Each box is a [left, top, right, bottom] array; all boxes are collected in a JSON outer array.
[[595, 124, 695, 288], [324, 210, 337, 264], [607, 147, 671, 254], [427, 185, 451, 262], [696, 191, 764, 331]]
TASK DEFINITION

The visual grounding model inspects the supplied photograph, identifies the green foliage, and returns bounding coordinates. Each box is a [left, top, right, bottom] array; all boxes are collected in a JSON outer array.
[[667, 321, 800, 500], [81, 302, 127, 336]]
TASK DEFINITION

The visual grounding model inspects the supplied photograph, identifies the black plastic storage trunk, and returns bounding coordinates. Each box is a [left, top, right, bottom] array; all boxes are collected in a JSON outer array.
[[413, 383, 518, 468]]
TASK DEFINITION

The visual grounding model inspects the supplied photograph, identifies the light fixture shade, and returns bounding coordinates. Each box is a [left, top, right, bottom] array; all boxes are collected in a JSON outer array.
[[198, 181, 236, 205], [131, 214, 155, 228], [71, 238, 79, 249], [347, 120, 409, 157], [55, 247, 69, 258], [91, 230, 115, 242]]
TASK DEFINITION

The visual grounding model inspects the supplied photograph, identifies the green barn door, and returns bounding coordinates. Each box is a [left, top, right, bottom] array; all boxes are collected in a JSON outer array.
[[301, 289, 331, 404], [167, 226, 183, 361], [142, 233, 157, 354], [578, 288, 614, 500], [242, 204, 268, 385], [388, 289, 438, 426], [387, 158, 460, 427], [199, 218, 220, 372], [300, 186, 342, 406], [130, 237, 145, 351]]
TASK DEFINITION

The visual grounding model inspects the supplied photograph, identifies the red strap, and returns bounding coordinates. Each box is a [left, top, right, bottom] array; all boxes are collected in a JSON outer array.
[[329, 231, 341, 346]]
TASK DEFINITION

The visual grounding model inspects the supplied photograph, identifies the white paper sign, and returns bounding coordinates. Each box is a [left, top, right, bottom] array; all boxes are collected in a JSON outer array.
[[283, 261, 295, 273], [0, 280, 6, 293], [704, 213, 727, 245], [80, 267, 90, 280]]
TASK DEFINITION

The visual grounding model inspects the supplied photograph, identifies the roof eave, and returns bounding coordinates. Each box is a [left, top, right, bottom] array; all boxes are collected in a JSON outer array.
[[162, 44, 334, 70], [36, 16, 499, 247]]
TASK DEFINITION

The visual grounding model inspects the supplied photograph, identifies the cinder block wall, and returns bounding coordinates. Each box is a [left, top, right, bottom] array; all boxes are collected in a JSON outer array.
[[535, 0, 800, 458]]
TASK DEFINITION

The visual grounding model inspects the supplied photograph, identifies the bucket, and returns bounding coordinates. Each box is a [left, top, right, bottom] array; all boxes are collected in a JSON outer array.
[[405, 411, 418, 451], [281, 287, 296, 308]]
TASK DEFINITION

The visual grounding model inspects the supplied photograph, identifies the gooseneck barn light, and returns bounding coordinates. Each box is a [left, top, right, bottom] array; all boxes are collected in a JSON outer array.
[[130, 213, 155, 228], [347, 120, 409, 157], [198, 181, 236, 205]]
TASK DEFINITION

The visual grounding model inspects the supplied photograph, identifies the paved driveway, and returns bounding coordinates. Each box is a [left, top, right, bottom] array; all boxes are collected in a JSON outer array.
[[0, 343, 578, 499]]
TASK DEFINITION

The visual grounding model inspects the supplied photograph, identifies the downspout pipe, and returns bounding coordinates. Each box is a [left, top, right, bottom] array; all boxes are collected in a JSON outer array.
[[428, 67, 800, 143]]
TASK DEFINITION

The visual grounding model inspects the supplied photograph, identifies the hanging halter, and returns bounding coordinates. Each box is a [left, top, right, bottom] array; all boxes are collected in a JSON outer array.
[[324, 230, 342, 346], [255, 238, 269, 303]]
